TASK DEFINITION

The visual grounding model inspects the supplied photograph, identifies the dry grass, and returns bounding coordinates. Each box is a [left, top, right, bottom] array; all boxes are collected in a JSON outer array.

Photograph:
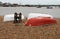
[[0, 16, 60, 39]]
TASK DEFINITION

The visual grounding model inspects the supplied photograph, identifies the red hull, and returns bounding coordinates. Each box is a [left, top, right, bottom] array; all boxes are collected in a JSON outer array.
[[25, 17, 56, 26]]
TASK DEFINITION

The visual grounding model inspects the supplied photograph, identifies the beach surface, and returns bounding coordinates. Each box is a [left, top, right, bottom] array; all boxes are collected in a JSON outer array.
[[0, 16, 60, 39]]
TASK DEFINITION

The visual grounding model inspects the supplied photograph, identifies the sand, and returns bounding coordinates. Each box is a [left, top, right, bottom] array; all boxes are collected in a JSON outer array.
[[0, 16, 60, 39]]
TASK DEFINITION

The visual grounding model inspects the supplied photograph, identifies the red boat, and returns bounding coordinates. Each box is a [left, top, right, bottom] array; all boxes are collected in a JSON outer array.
[[25, 17, 57, 26]]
